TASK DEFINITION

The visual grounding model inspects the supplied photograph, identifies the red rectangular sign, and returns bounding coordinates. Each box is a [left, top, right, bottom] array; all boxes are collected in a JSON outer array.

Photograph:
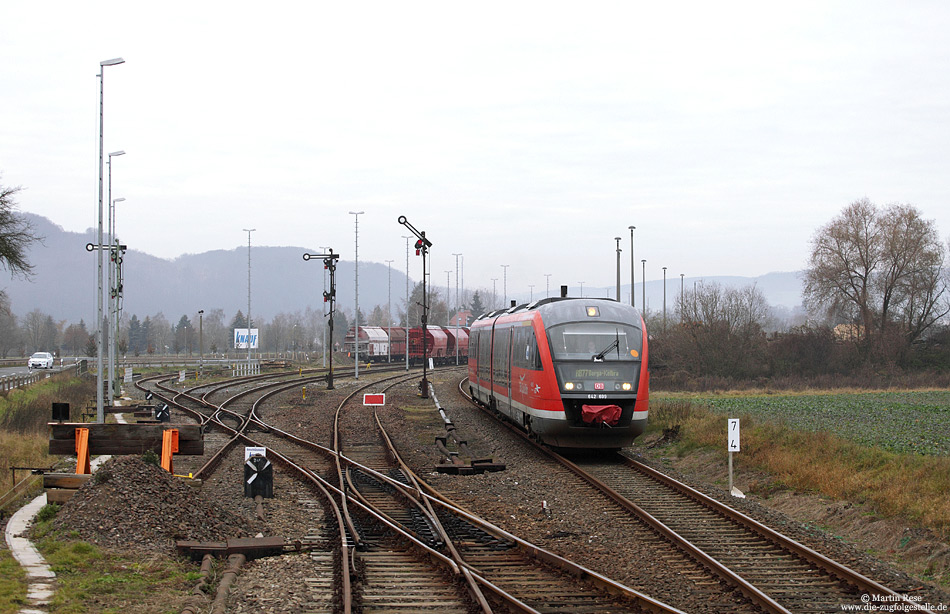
[[363, 393, 385, 406]]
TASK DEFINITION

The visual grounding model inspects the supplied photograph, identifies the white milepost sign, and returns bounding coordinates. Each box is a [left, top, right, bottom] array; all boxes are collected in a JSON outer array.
[[179, 370, 186, 383], [124, 367, 133, 383], [728, 418, 740, 452], [727, 418, 744, 498]]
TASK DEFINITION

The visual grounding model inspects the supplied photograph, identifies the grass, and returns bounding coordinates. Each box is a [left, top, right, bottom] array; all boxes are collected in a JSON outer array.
[[644, 395, 950, 541], [0, 548, 27, 614], [30, 517, 199, 614], [0, 374, 96, 488]]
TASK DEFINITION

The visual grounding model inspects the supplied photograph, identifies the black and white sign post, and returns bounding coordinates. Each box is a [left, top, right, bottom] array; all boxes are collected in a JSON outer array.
[[728, 418, 745, 498]]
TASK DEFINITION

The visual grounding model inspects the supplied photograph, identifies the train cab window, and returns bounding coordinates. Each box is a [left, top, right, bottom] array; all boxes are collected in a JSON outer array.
[[548, 322, 642, 361]]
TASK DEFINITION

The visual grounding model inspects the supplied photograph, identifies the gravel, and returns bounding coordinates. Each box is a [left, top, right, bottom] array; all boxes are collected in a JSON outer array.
[[32, 367, 950, 613]]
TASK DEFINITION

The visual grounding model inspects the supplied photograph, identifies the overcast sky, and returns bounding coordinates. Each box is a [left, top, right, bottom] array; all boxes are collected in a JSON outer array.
[[2, 1, 949, 299]]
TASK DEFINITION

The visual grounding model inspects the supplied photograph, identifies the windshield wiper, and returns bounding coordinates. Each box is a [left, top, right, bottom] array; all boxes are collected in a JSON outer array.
[[592, 331, 620, 362]]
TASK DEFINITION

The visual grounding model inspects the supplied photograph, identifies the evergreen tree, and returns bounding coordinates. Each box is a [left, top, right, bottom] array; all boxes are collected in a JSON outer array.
[[128, 315, 142, 355], [470, 291, 486, 318]]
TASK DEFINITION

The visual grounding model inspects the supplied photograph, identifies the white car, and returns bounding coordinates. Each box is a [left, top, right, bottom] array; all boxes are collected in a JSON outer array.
[[28, 352, 54, 370]]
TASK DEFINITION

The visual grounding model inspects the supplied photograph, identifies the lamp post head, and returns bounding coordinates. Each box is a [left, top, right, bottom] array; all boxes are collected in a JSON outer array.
[[113, 197, 125, 204], [100, 58, 125, 67], [108, 150, 126, 157]]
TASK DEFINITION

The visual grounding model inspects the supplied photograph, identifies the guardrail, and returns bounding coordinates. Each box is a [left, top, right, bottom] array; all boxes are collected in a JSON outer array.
[[0, 371, 44, 392], [0, 361, 86, 393]]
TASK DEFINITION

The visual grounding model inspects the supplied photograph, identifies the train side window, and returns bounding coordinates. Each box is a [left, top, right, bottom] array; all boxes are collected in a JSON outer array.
[[480, 330, 491, 380], [512, 326, 542, 371]]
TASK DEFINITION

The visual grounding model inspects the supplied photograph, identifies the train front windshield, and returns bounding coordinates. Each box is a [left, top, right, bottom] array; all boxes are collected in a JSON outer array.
[[548, 322, 642, 361]]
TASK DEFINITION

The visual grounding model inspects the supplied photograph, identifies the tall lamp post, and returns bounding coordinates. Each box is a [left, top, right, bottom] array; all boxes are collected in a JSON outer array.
[[198, 310, 204, 379], [544, 273, 552, 298], [349, 211, 364, 378], [501, 264, 509, 308], [243, 229, 255, 372], [662, 266, 668, 330], [453, 252, 461, 365], [304, 249, 339, 389], [629, 225, 636, 308], [385, 259, 393, 363], [614, 236, 622, 301], [398, 215, 432, 398], [94, 57, 124, 423], [641, 260, 646, 313], [444, 270, 452, 325]]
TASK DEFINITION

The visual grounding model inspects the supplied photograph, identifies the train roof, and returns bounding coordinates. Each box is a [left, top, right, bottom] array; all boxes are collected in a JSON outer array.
[[473, 297, 643, 329]]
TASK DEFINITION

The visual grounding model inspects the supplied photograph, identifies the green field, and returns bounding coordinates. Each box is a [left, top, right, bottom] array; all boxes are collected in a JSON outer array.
[[697, 390, 950, 456]]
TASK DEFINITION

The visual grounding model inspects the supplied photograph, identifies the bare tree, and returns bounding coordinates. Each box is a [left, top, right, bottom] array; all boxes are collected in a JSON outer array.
[[804, 199, 947, 353], [0, 180, 40, 278]]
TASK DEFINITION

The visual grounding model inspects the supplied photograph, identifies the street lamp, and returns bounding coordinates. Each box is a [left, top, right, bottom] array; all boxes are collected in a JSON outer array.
[[445, 270, 452, 325], [615, 236, 622, 301], [544, 273, 552, 298], [198, 310, 204, 379], [629, 226, 636, 308], [349, 211, 364, 378], [385, 259, 393, 363], [95, 56, 124, 423], [662, 266, 667, 330], [453, 253, 461, 365], [501, 264, 510, 308], [243, 229, 256, 373], [641, 260, 646, 312], [578, 281, 585, 297]]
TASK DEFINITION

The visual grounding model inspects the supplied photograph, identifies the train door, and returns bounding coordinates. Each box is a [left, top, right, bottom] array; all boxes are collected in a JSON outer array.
[[499, 327, 513, 419]]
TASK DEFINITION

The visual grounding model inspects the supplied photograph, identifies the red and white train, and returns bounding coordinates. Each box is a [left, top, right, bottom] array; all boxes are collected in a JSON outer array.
[[468, 297, 649, 449]]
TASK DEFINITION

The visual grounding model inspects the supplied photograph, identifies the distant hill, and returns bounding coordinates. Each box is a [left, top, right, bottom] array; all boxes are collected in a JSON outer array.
[[2, 214, 410, 324], [2, 214, 804, 324]]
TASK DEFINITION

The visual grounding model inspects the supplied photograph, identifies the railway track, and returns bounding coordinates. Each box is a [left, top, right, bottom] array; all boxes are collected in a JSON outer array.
[[136, 367, 689, 612], [456, 376, 935, 614]]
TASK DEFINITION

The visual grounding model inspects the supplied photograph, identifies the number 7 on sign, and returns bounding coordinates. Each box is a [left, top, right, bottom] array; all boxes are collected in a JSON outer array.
[[728, 419, 740, 452]]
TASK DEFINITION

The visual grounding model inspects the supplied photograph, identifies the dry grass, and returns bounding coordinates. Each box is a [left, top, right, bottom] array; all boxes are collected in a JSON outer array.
[[647, 398, 950, 539], [0, 374, 96, 484]]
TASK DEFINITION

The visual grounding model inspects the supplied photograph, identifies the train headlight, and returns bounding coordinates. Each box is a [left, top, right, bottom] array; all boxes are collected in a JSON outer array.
[[622, 382, 632, 391], [564, 382, 575, 390]]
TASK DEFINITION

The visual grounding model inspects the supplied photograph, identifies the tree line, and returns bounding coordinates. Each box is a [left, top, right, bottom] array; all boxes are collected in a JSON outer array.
[[650, 199, 949, 387]]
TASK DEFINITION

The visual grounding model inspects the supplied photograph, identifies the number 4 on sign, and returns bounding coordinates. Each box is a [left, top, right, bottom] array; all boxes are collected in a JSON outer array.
[[728, 418, 740, 452], [727, 419, 745, 498]]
